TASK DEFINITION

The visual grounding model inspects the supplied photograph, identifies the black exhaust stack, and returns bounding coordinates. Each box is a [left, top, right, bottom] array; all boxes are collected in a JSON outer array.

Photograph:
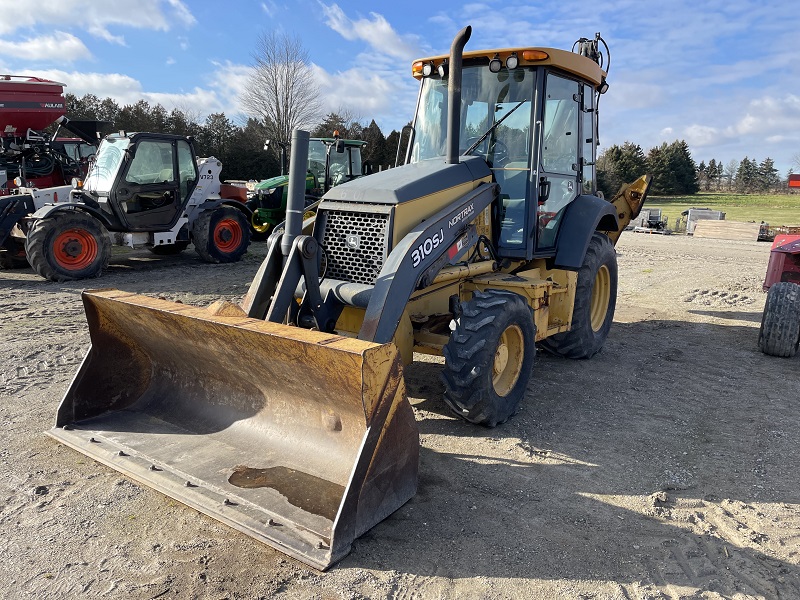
[[446, 25, 472, 165], [282, 128, 310, 261]]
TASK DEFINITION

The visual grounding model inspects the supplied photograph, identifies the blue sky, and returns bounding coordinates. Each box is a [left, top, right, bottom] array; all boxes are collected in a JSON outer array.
[[3, 0, 799, 174]]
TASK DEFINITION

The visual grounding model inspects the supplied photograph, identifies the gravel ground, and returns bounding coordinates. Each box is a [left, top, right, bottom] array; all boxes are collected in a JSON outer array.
[[1, 232, 798, 599]]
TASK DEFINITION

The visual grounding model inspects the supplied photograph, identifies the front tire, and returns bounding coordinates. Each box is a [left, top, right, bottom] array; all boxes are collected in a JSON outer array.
[[758, 282, 800, 357], [193, 206, 250, 263], [541, 232, 617, 358], [441, 289, 536, 427], [25, 211, 110, 282]]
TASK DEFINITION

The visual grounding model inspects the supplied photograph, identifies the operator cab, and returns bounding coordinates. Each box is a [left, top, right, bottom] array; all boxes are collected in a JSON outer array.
[[82, 133, 199, 230], [407, 45, 605, 260]]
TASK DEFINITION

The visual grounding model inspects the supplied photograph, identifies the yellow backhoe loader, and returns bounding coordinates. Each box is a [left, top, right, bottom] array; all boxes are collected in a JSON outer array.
[[47, 27, 650, 570]]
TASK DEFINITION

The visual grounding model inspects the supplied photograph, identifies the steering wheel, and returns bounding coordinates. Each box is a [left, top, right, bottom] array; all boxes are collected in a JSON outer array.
[[463, 137, 509, 166]]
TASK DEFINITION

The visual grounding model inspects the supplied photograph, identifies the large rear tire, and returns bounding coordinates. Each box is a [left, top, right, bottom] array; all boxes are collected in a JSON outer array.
[[25, 211, 111, 282], [758, 282, 800, 357], [540, 232, 617, 358], [441, 289, 536, 427], [193, 206, 250, 263]]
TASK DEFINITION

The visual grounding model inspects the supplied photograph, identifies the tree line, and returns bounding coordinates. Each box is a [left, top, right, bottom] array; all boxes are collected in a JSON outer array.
[[597, 140, 793, 198], [64, 91, 793, 198], [64, 93, 404, 182]]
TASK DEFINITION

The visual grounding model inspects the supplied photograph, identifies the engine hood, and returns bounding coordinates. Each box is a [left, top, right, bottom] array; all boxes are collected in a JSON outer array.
[[319, 156, 491, 206]]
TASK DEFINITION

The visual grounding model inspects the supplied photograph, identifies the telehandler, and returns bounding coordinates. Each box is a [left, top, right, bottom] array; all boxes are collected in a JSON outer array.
[[20, 131, 252, 281], [48, 27, 650, 570]]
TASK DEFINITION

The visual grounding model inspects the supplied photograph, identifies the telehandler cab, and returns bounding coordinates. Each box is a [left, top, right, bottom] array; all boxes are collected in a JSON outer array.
[[48, 27, 650, 570]]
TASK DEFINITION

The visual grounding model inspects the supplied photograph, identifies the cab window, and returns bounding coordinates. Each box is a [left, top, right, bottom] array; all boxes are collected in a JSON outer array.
[[538, 73, 580, 249]]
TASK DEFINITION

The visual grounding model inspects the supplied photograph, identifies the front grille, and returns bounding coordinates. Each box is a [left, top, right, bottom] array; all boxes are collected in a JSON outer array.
[[320, 209, 390, 285]]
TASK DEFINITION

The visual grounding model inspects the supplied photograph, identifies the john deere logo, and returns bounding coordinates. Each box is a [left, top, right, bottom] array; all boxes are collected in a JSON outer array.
[[346, 234, 360, 249]]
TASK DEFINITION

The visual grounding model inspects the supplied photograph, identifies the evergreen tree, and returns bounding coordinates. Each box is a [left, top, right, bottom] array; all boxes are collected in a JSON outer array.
[[647, 140, 698, 195], [735, 157, 758, 192], [758, 157, 780, 192], [384, 130, 402, 167], [362, 119, 387, 169], [597, 141, 647, 197]]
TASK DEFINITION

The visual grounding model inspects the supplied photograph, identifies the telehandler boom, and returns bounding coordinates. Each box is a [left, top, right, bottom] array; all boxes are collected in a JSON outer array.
[[48, 27, 650, 570]]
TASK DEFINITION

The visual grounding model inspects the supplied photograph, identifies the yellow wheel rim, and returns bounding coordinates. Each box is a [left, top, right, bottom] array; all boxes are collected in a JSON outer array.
[[590, 264, 611, 332], [251, 212, 271, 234], [303, 209, 316, 221], [492, 324, 525, 397]]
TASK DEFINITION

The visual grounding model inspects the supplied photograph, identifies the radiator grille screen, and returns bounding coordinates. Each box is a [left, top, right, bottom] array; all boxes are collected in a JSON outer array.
[[320, 209, 390, 285]]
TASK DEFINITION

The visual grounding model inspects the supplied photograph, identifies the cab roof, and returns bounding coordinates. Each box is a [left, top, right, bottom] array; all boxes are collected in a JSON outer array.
[[412, 47, 605, 87]]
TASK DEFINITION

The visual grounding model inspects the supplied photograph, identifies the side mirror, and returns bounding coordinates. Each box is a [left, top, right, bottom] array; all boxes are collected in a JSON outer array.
[[362, 160, 372, 176], [263, 139, 271, 151], [336, 140, 345, 153]]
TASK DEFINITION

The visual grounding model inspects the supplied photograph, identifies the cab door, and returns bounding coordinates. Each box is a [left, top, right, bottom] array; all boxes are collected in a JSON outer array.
[[114, 138, 184, 230], [535, 72, 581, 251]]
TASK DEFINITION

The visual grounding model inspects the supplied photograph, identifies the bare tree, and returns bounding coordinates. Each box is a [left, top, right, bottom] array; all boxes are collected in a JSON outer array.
[[723, 158, 739, 191], [792, 152, 800, 170], [240, 31, 322, 144]]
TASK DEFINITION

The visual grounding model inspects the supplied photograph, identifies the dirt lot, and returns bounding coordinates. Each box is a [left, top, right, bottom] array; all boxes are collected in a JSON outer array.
[[1, 233, 798, 599]]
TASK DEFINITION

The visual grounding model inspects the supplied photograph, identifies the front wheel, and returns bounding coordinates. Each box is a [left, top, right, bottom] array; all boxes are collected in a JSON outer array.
[[441, 289, 536, 427], [250, 209, 272, 241], [193, 206, 250, 263], [540, 232, 617, 359], [25, 211, 111, 282], [758, 282, 800, 357]]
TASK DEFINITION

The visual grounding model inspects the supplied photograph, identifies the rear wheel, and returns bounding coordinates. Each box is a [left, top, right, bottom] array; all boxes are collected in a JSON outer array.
[[758, 282, 800, 357], [148, 241, 189, 255], [540, 232, 617, 358], [441, 289, 536, 427], [193, 206, 250, 263], [25, 211, 110, 282]]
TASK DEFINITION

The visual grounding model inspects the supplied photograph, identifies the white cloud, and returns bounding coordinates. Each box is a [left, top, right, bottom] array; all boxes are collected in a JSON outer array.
[[0, 0, 196, 39], [260, 1, 278, 17], [312, 64, 394, 116], [0, 32, 91, 62], [733, 95, 800, 136], [320, 3, 420, 60], [19, 66, 235, 120], [682, 124, 734, 148]]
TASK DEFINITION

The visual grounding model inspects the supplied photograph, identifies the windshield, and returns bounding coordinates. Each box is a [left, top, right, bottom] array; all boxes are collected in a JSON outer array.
[[410, 64, 535, 167], [84, 137, 130, 193]]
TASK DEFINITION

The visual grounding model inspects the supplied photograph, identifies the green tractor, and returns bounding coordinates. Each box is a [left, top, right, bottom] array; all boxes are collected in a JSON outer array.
[[247, 134, 369, 239]]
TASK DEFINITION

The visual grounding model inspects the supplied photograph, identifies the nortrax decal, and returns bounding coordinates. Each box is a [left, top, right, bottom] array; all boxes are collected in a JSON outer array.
[[448, 203, 474, 228]]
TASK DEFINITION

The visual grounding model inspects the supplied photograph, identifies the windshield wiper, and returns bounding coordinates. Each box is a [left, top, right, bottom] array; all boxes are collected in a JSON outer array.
[[463, 100, 525, 156]]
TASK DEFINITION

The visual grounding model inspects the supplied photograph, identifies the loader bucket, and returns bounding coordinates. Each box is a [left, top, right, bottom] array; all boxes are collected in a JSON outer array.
[[47, 289, 419, 570]]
